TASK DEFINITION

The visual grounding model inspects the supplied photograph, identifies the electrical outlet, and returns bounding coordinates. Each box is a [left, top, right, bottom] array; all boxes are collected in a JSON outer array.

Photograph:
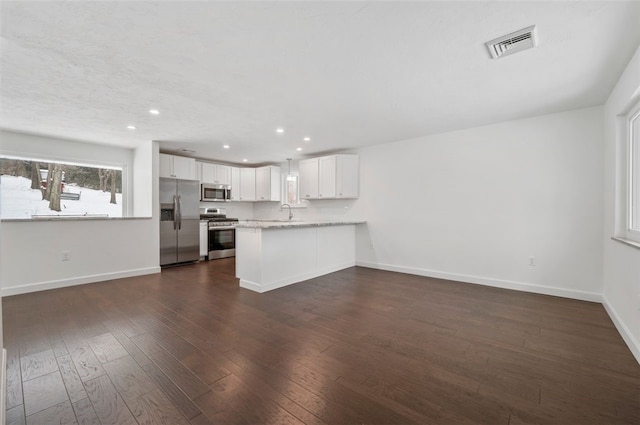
[[528, 256, 536, 266], [61, 251, 70, 261]]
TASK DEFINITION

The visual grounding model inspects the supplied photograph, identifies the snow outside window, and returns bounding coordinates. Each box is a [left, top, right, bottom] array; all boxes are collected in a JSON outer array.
[[0, 157, 123, 219]]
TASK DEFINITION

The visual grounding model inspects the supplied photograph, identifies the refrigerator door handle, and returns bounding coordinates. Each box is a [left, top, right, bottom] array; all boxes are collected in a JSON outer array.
[[173, 195, 178, 230], [177, 195, 182, 230]]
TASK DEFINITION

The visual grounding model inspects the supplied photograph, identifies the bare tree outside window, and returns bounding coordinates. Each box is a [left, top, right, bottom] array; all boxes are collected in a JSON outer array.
[[43, 163, 53, 201], [109, 169, 117, 204], [98, 168, 107, 192], [30, 161, 40, 190], [49, 163, 64, 211]]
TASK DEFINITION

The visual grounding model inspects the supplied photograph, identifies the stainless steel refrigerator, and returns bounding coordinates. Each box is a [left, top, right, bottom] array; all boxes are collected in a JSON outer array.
[[159, 178, 200, 266]]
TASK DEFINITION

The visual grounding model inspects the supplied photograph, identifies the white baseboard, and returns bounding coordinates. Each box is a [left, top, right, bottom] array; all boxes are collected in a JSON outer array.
[[240, 272, 318, 294], [602, 295, 640, 365], [355, 260, 602, 302], [0, 348, 6, 425], [1, 266, 161, 297], [240, 261, 355, 294]]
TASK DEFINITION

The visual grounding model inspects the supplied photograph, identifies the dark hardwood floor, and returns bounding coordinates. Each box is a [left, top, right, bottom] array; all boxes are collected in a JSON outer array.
[[3, 259, 639, 425]]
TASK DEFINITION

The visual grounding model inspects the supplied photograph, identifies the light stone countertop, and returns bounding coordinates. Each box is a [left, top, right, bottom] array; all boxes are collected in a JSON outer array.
[[1, 216, 152, 222], [236, 219, 366, 229]]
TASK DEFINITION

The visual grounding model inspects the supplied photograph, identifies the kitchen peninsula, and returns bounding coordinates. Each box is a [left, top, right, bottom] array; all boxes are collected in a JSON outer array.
[[235, 220, 365, 293]]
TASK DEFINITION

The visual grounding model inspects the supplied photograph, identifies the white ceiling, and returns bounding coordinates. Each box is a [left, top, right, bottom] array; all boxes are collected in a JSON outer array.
[[2, 1, 640, 165]]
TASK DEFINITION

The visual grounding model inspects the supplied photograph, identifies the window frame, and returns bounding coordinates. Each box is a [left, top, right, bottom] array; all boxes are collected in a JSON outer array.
[[0, 154, 127, 219], [624, 99, 640, 243], [281, 170, 307, 209]]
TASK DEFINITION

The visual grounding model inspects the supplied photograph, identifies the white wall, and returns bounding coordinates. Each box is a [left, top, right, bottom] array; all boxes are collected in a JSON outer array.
[[0, 218, 159, 295], [352, 107, 605, 301], [602, 45, 640, 362], [0, 131, 159, 295], [133, 141, 154, 217]]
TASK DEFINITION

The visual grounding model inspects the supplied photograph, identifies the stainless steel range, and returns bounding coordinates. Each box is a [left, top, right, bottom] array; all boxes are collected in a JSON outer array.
[[199, 207, 238, 260]]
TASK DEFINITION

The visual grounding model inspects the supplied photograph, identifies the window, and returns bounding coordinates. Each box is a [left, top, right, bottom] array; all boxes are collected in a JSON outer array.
[[281, 160, 306, 208], [626, 100, 640, 242], [285, 173, 300, 205], [0, 156, 123, 219]]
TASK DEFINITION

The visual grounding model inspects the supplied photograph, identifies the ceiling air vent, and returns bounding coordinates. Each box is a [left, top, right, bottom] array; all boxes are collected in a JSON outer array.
[[486, 25, 537, 59]]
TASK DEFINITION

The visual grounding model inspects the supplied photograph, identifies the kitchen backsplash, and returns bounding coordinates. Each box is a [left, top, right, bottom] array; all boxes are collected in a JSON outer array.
[[199, 201, 254, 219], [252, 199, 359, 221]]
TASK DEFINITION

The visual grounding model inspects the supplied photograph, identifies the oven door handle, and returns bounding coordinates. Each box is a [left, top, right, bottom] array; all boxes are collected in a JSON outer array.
[[208, 226, 236, 230]]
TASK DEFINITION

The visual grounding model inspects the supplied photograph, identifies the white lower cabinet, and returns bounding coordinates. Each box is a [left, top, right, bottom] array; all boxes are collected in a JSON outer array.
[[199, 221, 208, 258], [236, 224, 356, 293]]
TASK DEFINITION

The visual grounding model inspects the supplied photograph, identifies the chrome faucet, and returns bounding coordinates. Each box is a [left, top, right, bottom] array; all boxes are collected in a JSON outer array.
[[280, 203, 293, 220]]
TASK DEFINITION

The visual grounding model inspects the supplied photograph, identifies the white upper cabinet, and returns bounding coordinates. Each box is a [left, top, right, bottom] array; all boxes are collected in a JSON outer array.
[[299, 154, 359, 199], [198, 162, 231, 185], [299, 158, 319, 200], [336, 154, 359, 198], [159, 153, 196, 180], [230, 166, 240, 201], [190, 161, 283, 203], [159, 154, 173, 178], [255, 166, 281, 201], [239, 168, 256, 201], [318, 156, 337, 198]]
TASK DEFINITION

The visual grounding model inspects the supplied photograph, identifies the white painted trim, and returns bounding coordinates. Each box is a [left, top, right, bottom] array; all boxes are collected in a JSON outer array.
[[1, 266, 161, 297], [240, 260, 355, 293], [317, 261, 357, 278], [602, 295, 640, 365], [356, 261, 602, 303], [239, 273, 315, 294], [0, 348, 6, 425], [239, 279, 267, 293]]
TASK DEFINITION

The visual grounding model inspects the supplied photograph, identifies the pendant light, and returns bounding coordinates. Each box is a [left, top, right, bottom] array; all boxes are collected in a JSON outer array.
[[286, 158, 295, 181]]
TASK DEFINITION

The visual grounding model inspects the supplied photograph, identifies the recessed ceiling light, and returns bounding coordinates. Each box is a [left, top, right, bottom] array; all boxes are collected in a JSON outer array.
[[276, 128, 284, 134], [303, 137, 310, 142], [223, 145, 230, 149], [242, 159, 248, 162], [296, 147, 302, 151], [127, 125, 136, 130], [149, 109, 159, 115]]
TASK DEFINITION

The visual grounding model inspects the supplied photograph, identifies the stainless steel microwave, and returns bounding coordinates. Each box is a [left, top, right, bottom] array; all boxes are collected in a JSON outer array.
[[201, 184, 231, 202]]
